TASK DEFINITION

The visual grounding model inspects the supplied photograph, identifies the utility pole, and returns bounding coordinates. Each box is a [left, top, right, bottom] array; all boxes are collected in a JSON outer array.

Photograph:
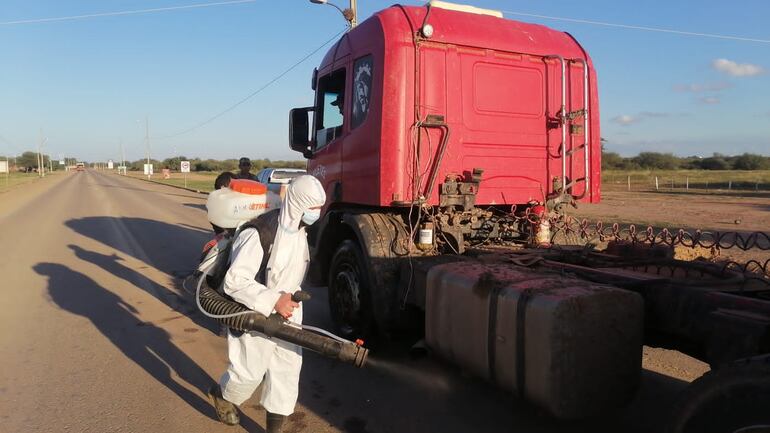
[[37, 128, 44, 177], [120, 139, 126, 175], [350, 0, 357, 28], [145, 116, 151, 179]]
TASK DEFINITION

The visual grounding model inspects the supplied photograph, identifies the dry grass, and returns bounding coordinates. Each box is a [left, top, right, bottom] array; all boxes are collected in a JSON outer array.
[[603, 169, 770, 193], [0, 170, 65, 193]]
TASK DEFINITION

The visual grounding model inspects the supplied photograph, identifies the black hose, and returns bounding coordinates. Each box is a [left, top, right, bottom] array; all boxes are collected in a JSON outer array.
[[198, 283, 368, 368]]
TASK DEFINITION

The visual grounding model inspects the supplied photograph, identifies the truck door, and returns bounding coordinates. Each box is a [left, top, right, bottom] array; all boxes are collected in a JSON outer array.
[[311, 67, 346, 203]]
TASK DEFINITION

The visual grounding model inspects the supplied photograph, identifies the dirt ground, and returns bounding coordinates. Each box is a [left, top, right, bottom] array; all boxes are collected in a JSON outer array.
[[570, 189, 770, 265], [569, 188, 769, 384]]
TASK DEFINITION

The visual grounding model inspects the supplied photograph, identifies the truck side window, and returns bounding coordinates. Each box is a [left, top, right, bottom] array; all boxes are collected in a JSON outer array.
[[315, 68, 346, 149], [351, 55, 372, 130]]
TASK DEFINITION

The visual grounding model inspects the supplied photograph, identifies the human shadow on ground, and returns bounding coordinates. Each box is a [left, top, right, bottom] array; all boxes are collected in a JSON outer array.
[[65, 217, 212, 277], [35, 262, 264, 432], [91, 181, 205, 200], [67, 244, 219, 335]]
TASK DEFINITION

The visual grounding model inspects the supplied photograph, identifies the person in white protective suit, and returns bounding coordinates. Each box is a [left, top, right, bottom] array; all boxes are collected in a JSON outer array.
[[208, 175, 326, 432]]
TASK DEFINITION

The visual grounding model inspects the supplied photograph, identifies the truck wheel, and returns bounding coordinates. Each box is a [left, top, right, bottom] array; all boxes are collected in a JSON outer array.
[[327, 240, 375, 340], [667, 358, 770, 433]]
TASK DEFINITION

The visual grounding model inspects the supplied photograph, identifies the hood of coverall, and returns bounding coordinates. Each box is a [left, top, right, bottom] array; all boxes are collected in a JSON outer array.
[[265, 175, 326, 289]]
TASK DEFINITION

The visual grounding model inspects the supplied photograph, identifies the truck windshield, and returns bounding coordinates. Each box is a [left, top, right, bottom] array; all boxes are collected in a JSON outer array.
[[271, 170, 305, 183]]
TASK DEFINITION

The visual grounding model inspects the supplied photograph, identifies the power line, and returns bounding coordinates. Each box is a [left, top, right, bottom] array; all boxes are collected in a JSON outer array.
[[0, 0, 258, 26], [153, 28, 346, 139], [389, 0, 770, 44], [500, 10, 770, 44]]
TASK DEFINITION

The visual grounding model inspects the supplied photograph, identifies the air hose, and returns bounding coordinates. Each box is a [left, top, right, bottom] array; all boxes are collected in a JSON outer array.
[[195, 273, 368, 368]]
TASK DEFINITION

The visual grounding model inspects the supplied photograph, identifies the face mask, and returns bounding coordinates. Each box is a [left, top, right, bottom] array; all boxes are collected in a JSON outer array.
[[301, 208, 321, 226]]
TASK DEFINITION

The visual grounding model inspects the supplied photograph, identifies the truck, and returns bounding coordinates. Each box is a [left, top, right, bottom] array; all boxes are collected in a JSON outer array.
[[287, 2, 770, 432]]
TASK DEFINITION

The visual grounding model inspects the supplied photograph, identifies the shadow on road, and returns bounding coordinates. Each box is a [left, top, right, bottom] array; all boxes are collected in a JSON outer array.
[[183, 203, 208, 212], [67, 244, 219, 335], [91, 179, 205, 200], [34, 262, 264, 432], [65, 217, 212, 277]]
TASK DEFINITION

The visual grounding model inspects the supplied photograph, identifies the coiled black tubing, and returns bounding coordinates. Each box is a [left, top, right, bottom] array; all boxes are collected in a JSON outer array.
[[197, 282, 367, 368]]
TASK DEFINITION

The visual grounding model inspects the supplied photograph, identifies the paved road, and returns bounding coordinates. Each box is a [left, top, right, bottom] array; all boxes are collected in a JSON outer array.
[[0, 170, 701, 432]]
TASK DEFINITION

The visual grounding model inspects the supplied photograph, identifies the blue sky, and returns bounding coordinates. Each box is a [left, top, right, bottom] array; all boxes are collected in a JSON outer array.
[[1, 0, 768, 162]]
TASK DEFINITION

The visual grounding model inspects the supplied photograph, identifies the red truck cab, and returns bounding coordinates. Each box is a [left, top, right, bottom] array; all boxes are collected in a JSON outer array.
[[291, 2, 600, 210]]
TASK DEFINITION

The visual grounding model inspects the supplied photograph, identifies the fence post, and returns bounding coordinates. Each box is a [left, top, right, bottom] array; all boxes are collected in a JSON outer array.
[[671, 178, 674, 190], [627, 175, 631, 191], [686, 177, 689, 191], [655, 176, 659, 191], [728, 180, 732, 191]]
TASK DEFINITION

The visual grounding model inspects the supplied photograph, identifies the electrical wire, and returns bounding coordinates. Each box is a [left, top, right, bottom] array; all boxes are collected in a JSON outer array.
[[153, 28, 346, 139], [386, 0, 770, 44], [0, 0, 259, 26], [499, 10, 770, 44]]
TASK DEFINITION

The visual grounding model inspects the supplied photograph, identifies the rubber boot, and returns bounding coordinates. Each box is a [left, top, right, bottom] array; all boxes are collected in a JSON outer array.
[[266, 412, 287, 433], [208, 384, 240, 426]]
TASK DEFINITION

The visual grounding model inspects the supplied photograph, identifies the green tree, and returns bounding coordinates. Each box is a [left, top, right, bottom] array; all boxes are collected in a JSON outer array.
[[633, 152, 679, 170], [698, 157, 730, 170], [601, 151, 624, 169], [732, 153, 769, 170], [161, 155, 188, 170], [17, 151, 40, 169]]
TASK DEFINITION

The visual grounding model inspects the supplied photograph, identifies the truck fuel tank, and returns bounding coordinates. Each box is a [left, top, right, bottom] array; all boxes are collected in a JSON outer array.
[[425, 261, 644, 419]]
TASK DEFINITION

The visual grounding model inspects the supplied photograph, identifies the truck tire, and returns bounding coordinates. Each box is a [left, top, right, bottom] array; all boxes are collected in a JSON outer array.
[[327, 240, 376, 341], [667, 357, 770, 433]]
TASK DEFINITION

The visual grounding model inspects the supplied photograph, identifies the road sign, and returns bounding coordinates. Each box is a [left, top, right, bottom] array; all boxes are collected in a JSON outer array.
[[59, 160, 65, 165], [143, 164, 154, 176], [108, 160, 114, 169], [180, 161, 191, 173], [0, 160, 8, 174]]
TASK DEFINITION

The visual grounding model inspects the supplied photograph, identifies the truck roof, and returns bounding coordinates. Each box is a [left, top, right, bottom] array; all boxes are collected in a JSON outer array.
[[320, 3, 589, 71]]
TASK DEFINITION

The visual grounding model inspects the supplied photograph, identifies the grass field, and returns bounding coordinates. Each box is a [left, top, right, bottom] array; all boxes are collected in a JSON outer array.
[[119, 168, 770, 196], [0, 171, 64, 193], [123, 171, 218, 192], [602, 169, 770, 192], [114, 166, 770, 198]]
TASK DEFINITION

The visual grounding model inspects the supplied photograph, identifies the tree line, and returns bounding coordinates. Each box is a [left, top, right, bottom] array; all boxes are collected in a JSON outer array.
[[9, 151, 72, 171], [124, 156, 305, 172], [5, 152, 306, 173], [602, 150, 770, 171]]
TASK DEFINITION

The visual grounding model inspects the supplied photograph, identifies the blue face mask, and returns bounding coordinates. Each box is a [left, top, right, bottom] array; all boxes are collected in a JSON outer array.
[[301, 208, 321, 226]]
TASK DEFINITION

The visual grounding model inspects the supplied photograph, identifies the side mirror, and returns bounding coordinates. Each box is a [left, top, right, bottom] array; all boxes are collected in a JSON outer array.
[[289, 107, 314, 158]]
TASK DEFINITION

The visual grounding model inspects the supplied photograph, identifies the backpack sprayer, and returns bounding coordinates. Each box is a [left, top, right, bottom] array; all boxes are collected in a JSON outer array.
[[194, 179, 368, 368]]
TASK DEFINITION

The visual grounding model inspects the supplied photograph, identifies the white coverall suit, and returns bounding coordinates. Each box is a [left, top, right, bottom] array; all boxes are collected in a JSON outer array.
[[219, 175, 326, 416]]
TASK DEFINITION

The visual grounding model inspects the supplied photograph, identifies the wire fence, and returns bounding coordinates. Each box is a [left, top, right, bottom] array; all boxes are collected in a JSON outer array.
[[603, 173, 770, 193]]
